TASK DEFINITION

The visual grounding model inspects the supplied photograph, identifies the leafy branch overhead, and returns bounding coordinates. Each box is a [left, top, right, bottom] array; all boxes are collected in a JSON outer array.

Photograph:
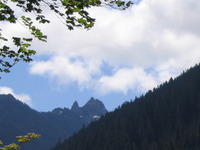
[[0, 0, 133, 73]]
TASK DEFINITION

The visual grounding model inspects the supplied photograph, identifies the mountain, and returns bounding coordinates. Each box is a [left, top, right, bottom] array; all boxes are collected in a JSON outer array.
[[51, 63, 200, 150], [0, 95, 107, 150], [71, 97, 108, 122]]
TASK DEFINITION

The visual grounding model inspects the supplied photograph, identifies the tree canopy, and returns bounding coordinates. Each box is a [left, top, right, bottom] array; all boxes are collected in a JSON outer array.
[[0, 0, 133, 73]]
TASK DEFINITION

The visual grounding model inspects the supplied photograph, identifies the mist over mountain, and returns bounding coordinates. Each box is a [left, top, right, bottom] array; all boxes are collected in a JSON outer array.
[[0, 95, 107, 150], [51, 63, 200, 150]]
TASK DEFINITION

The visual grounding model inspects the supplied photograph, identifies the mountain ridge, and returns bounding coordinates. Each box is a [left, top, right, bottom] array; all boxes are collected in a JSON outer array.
[[0, 95, 107, 150]]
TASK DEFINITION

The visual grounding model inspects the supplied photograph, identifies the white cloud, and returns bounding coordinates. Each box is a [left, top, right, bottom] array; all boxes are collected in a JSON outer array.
[[97, 67, 157, 95], [30, 56, 102, 89], [0, 87, 32, 106], [27, 0, 200, 94]]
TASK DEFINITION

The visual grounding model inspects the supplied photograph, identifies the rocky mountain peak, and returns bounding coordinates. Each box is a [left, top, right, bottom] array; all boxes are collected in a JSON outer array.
[[70, 97, 107, 123], [71, 101, 79, 112], [82, 97, 107, 119], [84, 97, 104, 107]]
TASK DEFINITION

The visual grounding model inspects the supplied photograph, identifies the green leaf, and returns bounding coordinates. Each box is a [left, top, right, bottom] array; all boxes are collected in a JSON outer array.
[[3, 69, 10, 73], [18, 47, 26, 53], [21, 43, 31, 48], [72, 8, 81, 12], [78, 18, 86, 24], [12, 37, 21, 47], [22, 38, 32, 42], [116, 0, 125, 7]]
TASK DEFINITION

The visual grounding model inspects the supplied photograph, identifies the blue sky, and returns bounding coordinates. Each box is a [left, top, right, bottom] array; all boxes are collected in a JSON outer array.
[[1, 0, 200, 112]]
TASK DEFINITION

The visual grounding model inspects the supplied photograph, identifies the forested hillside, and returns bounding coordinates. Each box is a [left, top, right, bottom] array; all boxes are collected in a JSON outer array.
[[0, 96, 107, 150], [52, 63, 200, 150]]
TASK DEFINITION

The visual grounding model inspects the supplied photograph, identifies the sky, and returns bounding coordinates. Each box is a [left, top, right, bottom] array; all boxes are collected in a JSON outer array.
[[0, 0, 200, 112]]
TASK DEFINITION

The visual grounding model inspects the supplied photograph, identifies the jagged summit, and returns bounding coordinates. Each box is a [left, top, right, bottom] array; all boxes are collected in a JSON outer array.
[[70, 97, 107, 123], [84, 97, 102, 106], [71, 101, 79, 111], [83, 97, 107, 114]]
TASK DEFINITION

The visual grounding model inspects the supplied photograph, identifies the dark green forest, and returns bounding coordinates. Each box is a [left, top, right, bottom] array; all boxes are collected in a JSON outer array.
[[51, 63, 200, 150]]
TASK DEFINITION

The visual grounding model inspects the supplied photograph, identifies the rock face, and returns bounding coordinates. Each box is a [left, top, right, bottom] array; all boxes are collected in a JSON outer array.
[[70, 101, 81, 115], [0, 95, 107, 150], [71, 101, 80, 112], [71, 97, 108, 123]]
